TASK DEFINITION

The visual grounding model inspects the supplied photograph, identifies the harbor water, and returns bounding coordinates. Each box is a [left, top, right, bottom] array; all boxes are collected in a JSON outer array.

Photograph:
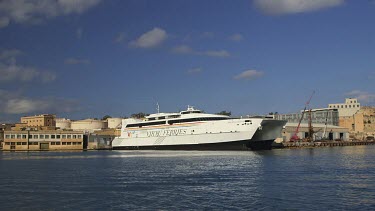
[[0, 146, 375, 210]]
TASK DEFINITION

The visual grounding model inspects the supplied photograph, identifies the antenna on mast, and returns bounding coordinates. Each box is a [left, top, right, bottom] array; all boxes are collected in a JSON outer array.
[[156, 102, 160, 113]]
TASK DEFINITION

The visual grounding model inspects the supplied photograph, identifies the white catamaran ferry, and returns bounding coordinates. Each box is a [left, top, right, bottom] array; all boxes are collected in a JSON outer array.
[[112, 106, 287, 150]]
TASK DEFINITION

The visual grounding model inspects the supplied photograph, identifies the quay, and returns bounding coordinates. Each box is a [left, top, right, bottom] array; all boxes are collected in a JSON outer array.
[[279, 140, 375, 149]]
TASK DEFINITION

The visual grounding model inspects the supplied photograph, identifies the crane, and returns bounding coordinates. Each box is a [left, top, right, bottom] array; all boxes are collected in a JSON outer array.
[[290, 91, 315, 142]]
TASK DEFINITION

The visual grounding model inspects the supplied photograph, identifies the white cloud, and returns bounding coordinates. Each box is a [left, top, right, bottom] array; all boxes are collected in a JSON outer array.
[[346, 90, 375, 103], [254, 0, 344, 15], [187, 67, 202, 74], [0, 89, 80, 115], [229, 33, 244, 42], [234, 69, 264, 80], [0, 49, 55, 82], [64, 58, 90, 65], [172, 45, 231, 58], [172, 45, 194, 54], [0, 62, 56, 82], [201, 50, 230, 58], [130, 27, 168, 48], [0, 0, 101, 27]]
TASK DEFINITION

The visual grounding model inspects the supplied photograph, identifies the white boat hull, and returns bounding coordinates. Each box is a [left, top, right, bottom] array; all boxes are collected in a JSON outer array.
[[112, 118, 286, 150]]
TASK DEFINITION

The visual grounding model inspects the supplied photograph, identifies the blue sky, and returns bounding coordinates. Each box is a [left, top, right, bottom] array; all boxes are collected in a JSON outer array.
[[0, 0, 375, 122]]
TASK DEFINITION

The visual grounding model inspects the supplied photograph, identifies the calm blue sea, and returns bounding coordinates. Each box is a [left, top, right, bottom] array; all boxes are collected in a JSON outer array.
[[1, 146, 375, 210]]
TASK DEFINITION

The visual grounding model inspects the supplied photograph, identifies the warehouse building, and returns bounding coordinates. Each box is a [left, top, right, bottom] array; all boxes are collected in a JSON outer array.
[[2, 130, 84, 151]]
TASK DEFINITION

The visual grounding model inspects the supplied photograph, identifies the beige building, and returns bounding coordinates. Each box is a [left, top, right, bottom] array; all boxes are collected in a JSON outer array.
[[339, 106, 375, 136], [56, 118, 72, 129], [107, 118, 123, 129], [71, 119, 107, 132], [2, 130, 84, 151], [328, 98, 360, 117], [21, 114, 56, 127]]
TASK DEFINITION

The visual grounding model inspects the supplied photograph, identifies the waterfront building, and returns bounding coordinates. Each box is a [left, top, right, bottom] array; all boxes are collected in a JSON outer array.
[[280, 123, 349, 142], [339, 106, 375, 139], [328, 98, 360, 117], [87, 129, 120, 150], [2, 130, 84, 151], [274, 108, 339, 126], [21, 114, 56, 127]]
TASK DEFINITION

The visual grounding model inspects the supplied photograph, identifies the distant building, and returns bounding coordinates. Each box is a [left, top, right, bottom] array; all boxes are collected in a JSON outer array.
[[107, 118, 122, 129], [274, 108, 339, 126], [2, 130, 84, 151], [328, 98, 360, 117], [21, 114, 56, 127], [56, 118, 72, 130], [71, 119, 107, 133], [280, 123, 349, 142], [87, 129, 120, 150], [339, 106, 375, 137]]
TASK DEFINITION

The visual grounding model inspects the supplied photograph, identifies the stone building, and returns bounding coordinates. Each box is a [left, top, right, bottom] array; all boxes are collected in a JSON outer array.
[[339, 106, 375, 139], [328, 98, 360, 117], [21, 114, 56, 127], [2, 130, 84, 151]]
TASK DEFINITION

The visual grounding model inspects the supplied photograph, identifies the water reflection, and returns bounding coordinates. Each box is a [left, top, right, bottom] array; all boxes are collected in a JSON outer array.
[[0, 146, 374, 210]]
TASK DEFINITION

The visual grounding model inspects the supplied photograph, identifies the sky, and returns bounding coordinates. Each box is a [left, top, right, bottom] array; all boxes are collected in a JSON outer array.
[[0, 0, 375, 122]]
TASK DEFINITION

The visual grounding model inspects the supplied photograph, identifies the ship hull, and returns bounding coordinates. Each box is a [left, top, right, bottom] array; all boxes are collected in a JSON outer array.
[[112, 139, 274, 151], [112, 118, 286, 151]]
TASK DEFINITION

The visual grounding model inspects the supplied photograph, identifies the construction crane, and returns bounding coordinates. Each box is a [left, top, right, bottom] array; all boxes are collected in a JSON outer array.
[[290, 91, 315, 142]]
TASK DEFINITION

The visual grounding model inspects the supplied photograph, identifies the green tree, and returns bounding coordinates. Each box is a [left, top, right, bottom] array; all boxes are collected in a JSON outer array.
[[102, 115, 112, 120], [216, 111, 231, 116], [131, 112, 148, 119]]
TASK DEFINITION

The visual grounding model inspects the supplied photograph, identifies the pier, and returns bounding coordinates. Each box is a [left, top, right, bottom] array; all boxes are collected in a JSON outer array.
[[280, 140, 375, 149]]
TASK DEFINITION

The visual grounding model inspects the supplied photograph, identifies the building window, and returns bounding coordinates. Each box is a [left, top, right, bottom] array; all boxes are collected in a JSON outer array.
[[22, 142, 27, 145], [51, 142, 55, 145], [56, 142, 61, 145], [22, 135, 27, 139], [33, 142, 38, 145], [40, 135, 44, 139], [67, 142, 72, 145], [5, 135, 10, 139], [17, 134, 21, 139], [33, 135, 38, 139], [11, 142, 15, 145], [57, 135, 61, 139], [51, 135, 56, 139], [62, 142, 66, 145], [5, 142, 10, 145], [78, 135, 82, 139], [45, 135, 50, 139], [67, 135, 71, 139], [17, 142, 21, 145], [11, 135, 15, 139], [73, 135, 77, 139], [349, 105, 351, 108], [62, 135, 66, 139]]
